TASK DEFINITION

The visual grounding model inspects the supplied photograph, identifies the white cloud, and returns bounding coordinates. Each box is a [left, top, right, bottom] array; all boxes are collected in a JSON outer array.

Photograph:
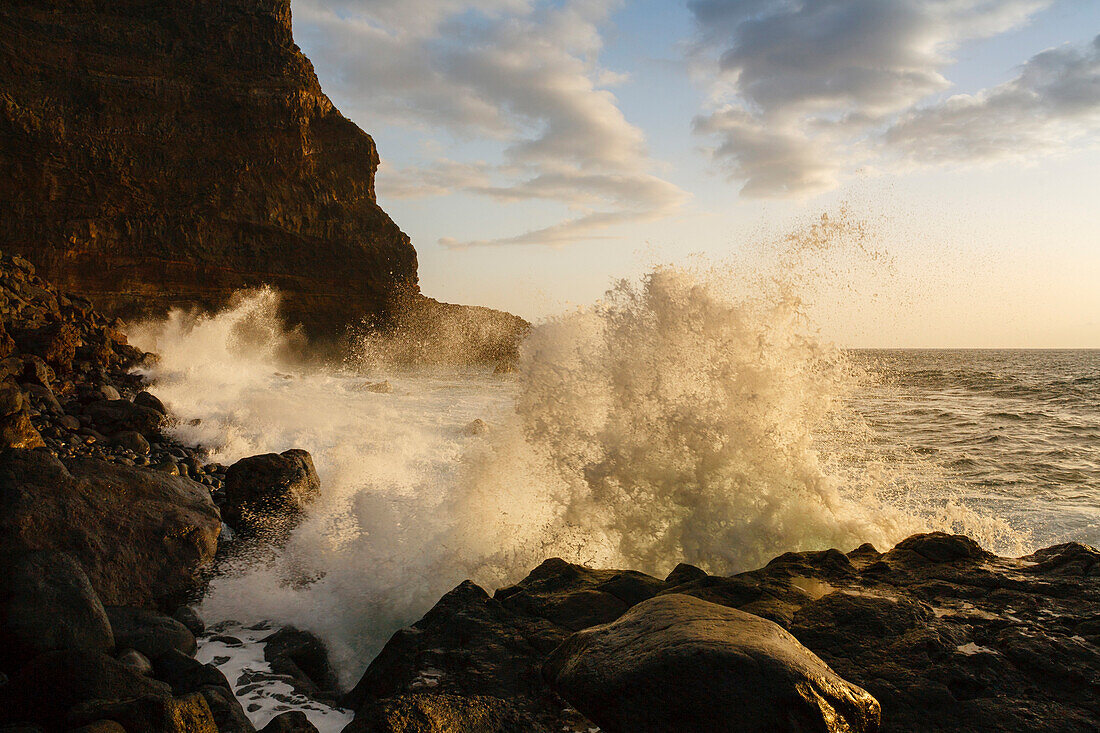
[[887, 34, 1100, 162], [688, 0, 1056, 197], [296, 0, 689, 247]]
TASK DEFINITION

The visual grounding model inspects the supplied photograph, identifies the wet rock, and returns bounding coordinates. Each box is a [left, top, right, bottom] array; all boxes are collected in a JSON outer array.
[[151, 649, 233, 695], [107, 607, 197, 659], [134, 391, 167, 414], [345, 694, 546, 733], [263, 627, 341, 700], [197, 685, 257, 733], [0, 649, 170, 729], [0, 411, 44, 449], [85, 399, 165, 437], [222, 449, 321, 536], [173, 605, 206, 636], [117, 648, 154, 676], [112, 429, 151, 455], [0, 379, 24, 415], [545, 594, 880, 733], [0, 551, 114, 674], [97, 384, 121, 401], [0, 450, 221, 607], [259, 711, 319, 733], [66, 691, 218, 733]]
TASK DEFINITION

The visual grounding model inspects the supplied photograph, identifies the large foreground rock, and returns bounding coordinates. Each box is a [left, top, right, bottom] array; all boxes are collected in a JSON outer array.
[[544, 593, 880, 733], [222, 449, 321, 536], [0, 550, 114, 674], [344, 533, 1100, 732], [0, 449, 221, 608]]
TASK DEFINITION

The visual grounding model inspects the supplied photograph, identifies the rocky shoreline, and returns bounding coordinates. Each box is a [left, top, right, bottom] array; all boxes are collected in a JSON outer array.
[[0, 255, 1098, 732]]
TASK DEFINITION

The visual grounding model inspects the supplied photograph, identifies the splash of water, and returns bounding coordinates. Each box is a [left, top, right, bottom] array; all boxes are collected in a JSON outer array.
[[128, 250, 1021, 684]]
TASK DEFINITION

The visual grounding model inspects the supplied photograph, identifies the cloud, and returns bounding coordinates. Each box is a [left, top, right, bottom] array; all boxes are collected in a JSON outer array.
[[296, 0, 688, 246], [887, 34, 1100, 162], [688, 0, 1054, 197]]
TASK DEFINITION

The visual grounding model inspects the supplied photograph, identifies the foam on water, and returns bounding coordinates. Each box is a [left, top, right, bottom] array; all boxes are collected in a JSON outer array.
[[128, 257, 1025, 686]]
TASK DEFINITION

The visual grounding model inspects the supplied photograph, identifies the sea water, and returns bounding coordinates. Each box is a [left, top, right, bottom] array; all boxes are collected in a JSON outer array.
[[127, 270, 1099, 727]]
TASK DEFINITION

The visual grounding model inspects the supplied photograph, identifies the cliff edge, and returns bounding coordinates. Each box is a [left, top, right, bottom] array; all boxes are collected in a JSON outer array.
[[0, 0, 425, 343]]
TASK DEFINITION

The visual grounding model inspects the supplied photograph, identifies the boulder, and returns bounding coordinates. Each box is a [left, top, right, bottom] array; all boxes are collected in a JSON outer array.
[[0, 450, 221, 607], [263, 627, 340, 699], [84, 399, 165, 437], [344, 694, 545, 733], [0, 411, 43, 449], [66, 692, 218, 733], [117, 648, 154, 676], [221, 449, 321, 536], [0, 551, 114, 674], [107, 607, 197, 659], [259, 711, 318, 733], [112, 429, 151, 455], [197, 685, 257, 733], [134, 391, 168, 414], [152, 649, 234, 695], [544, 594, 881, 733], [0, 379, 24, 415], [0, 649, 170, 729], [173, 605, 206, 636]]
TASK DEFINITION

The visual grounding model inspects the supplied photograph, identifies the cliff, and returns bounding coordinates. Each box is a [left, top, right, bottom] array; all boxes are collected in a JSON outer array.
[[0, 0, 419, 341]]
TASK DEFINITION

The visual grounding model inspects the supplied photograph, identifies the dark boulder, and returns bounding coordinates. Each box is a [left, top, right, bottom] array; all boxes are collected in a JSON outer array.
[[259, 711, 318, 733], [344, 694, 546, 733], [263, 627, 340, 699], [0, 649, 170, 729], [66, 692, 218, 733], [152, 649, 233, 695], [342, 580, 568, 727], [0, 450, 221, 607], [134, 391, 167, 414], [0, 551, 114, 674], [173, 605, 206, 636], [544, 593, 881, 733], [107, 607, 197, 659], [84, 399, 166, 437], [198, 685, 257, 733], [222, 449, 321, 536]]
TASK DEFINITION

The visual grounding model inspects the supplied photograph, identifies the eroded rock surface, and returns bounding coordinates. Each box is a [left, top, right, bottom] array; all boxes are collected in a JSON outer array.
[[0, 449, 221, 608], [344, 533, 1100, 732]]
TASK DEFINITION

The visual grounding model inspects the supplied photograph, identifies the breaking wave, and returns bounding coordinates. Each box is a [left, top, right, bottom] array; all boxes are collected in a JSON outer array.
[[128, 221, 1024, 682]]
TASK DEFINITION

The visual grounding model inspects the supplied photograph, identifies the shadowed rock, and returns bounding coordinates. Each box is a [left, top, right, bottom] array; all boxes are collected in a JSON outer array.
[[544, 593, 880, 733], [222, 449, 321, 537], [0, 449, 221, 608], [0, 550, 114, 674]]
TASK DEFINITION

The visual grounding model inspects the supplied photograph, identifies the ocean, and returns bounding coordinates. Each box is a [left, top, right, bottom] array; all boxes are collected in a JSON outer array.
[[126, 277, 1099, 728]]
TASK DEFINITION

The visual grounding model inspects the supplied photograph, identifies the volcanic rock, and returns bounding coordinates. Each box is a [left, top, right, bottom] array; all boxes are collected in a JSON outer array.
[[85, 399, 166, 438], [0, 551, 114, 674], [263, 627, 341, 700], [107, 606, 198, 659], [0, 0, 417, 344], [260, 711, 319, 733], [0, 649, 171, 729], [544, 593, 881, 733], [345, 533, 1100, 733], [222, 449, 321, 536], [0, 450, 221, 608]]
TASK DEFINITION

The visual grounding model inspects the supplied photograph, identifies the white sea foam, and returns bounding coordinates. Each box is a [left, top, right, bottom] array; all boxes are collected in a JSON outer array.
[[128, 248, 1024, 686]]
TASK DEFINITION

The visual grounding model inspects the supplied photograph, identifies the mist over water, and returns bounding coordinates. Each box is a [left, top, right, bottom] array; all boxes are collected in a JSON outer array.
[[128, 254, 1050, 684]]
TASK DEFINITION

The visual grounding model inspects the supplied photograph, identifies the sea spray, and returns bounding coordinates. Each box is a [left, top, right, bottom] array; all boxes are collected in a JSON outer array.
[[127, 250, 1022, 683]]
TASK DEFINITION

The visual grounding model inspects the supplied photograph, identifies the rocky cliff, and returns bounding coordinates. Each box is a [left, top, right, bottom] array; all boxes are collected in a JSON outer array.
[[0, 0, 420, 342]]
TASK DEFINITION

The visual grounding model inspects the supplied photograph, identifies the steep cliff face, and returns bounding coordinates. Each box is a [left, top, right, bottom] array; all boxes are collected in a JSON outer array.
[[0, 0, 418, 340]]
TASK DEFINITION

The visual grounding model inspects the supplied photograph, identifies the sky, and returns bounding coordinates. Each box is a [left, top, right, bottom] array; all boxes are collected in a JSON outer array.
[[293, 0, 1100, 347]]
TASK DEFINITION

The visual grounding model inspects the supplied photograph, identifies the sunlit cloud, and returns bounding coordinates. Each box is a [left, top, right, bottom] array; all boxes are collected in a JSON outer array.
[[887, 34, 1100, 162], [688, 0, 1057, 197], [296, 0, 689, 247]]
